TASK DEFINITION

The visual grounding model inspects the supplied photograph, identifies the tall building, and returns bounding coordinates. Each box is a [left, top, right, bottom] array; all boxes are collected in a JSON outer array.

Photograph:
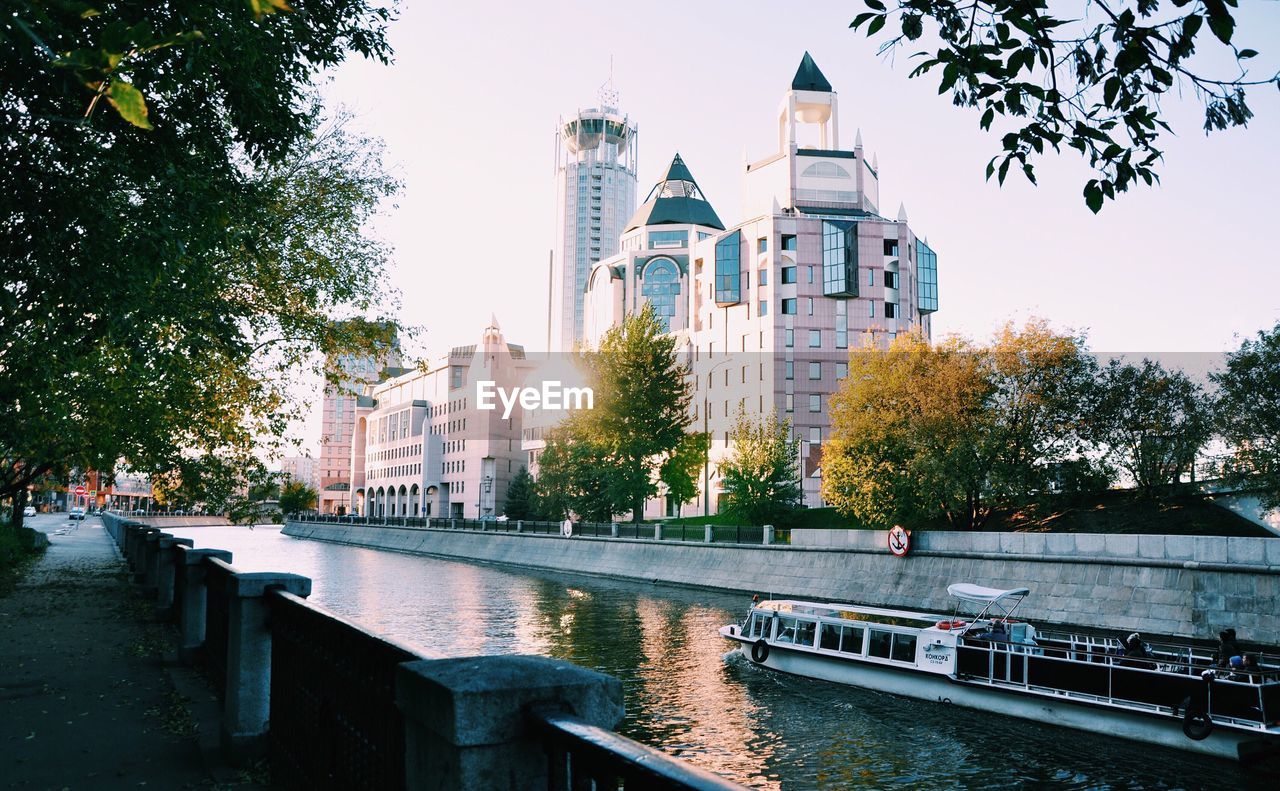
[[277, 455, 319, 492], [349, 318, 537, 519], [548, 84, 638, 351], [578, 53, 940, 516], [317, 329, 402, 514]]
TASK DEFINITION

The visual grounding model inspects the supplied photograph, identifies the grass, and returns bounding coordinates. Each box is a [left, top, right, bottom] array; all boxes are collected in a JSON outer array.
[[655, 490, 1274, 537]]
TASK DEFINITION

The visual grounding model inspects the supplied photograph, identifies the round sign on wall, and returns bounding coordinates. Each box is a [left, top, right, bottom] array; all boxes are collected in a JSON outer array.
[[887, 525, 911, 557]]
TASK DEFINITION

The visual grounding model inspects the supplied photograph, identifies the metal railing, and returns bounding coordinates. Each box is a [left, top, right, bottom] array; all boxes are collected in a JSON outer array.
[[530, 706, 744, 790], [290, 514, 791, 546], [268, 590, 418, 790]]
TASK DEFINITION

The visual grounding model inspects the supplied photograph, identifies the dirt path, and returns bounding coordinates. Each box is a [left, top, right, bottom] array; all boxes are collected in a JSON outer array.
[[0, 516, 237, 789]]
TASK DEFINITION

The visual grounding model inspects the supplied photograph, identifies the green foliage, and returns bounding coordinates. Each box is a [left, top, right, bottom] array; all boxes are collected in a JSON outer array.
[[850, 1, 1275, 211], [278, 479, 317, 513], [535, 304, 701, 522], [1, 2, 401, 505], [823, 321, 1097, 529], [719, 409, 802, 527], [1086, 358, 1211, 493], [1213, 323, 1280, 509], [503, 466, 536, 521]]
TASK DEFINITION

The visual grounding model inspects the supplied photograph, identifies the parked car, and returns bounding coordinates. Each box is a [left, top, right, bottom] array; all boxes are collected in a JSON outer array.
[[69, 507, 85, 520], [23, 506, 36, 517]]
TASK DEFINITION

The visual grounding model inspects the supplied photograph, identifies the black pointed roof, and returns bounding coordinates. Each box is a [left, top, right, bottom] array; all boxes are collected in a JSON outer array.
[[792, 51, 832, 92], [625, 153, 724, 232]]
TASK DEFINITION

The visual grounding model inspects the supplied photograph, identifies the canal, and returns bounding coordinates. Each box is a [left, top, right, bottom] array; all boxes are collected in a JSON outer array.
[[169, 525, 1270, 789]]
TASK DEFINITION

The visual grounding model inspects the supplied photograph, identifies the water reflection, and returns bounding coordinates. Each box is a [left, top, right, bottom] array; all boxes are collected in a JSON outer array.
[[168, 527, 1276, 789]]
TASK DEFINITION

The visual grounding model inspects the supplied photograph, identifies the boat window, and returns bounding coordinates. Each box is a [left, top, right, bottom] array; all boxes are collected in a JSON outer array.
[[869, 629, 893, 659], [748, 613, 767, 638], [795, 620, 817, 647], [840, 626, 865, 655], [819, 624, 840, 651], [892, 633, 918, 663], [775, 616, 798, 644]]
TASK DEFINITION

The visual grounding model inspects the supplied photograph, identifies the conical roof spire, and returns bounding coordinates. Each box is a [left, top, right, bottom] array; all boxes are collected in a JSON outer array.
[[792, 51, 833, 92], [625, 153, 725, 232]]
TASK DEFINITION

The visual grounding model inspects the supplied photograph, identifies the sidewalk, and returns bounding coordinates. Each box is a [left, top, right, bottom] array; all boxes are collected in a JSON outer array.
[[0, 517, 239, 789]]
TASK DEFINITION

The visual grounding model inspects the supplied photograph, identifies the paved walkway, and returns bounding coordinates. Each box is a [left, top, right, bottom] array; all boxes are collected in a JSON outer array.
[[0, 516, 241, 789]]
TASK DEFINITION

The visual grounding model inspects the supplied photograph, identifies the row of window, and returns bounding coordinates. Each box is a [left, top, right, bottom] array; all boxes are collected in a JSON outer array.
[[444, 460, 467, 475], [370, 444, 421, 463], [747, 614, 918, 664], [369, 464, 421, 480]]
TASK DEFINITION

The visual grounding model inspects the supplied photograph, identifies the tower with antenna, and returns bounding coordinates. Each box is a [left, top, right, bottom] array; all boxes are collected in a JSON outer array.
[[548, 71, 638, 352]]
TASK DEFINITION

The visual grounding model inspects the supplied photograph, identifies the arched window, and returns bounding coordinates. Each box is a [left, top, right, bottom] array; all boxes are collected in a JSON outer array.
[[641, 258, 681, 331], [801, 161, 851, 179]]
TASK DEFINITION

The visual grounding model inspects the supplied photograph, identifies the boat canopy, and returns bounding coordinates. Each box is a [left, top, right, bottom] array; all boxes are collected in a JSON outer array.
[[947, 584, 1030, 604]]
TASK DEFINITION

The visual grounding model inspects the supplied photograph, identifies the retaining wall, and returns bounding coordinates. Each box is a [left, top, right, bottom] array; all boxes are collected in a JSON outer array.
[[283, 520, 1280, 646]]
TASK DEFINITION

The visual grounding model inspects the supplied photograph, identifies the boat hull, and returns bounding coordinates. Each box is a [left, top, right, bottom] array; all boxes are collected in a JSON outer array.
[[722, 629, 1276, 763]]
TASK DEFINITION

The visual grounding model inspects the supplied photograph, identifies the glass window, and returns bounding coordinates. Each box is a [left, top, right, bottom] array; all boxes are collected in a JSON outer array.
[[822, 220, 858, 297], [785, 329, 794, 348], [837, 362, 848, 379], [808, 330, 821, 348], [785, 361, 794, 380], [840, 626, 865, 654], [891, 633, 917, 663], [450, 365, 464, 390], [781, 234, 797, 251], [808, 427, 821, 444], [757, 237, 768, 254], [868, 629, 893, 659], [836, 301, 848, 349], [807, 266, 814, 284], [795, 620, 817, 647], [642, 258, 681, 332], [781, 298, 797, 315], [884, 271, 898, 289], [775, 616, 798, 644], [697, 231, 713, 241], [808, 362, 821, 380], [807, 298, 814, 316], [714, 230, 742, 305], [820, 624, 840, 651], [869, 301, 875, 319], [648, 230, 688, 249], [758, 300, 768, 317], [884, 238, 899, 257], [885, 302, 897, 319], [758, 269, 768, 286], [785, 394, 794, 412], [917, 239, 939, 313], [749, 613, 767, 638], [809, 394, 821, 413], [781, 267, 797, 284]]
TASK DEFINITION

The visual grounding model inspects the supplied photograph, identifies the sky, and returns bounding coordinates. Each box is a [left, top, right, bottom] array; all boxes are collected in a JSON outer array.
[[296, 0, 1280, 454]]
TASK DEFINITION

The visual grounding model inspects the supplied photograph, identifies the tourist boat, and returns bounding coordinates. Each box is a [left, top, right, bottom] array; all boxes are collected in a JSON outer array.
[[719, 583, 1280, 763]]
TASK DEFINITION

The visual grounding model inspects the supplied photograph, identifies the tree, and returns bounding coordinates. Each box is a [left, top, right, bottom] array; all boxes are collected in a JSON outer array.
[[535, 418, 621, 523], [1213, 324, 1280, 509], [1, 3, 401, 522], [822, 321, 1095, 529], [278, 480, 318, 514], [719, 409, 802, 527], [503, 466, 536, 521], [850, 1, 1276, 212], [1087, 358, 1212, 494]]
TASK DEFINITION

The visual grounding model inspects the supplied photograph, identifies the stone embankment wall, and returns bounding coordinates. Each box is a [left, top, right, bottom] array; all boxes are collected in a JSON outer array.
[[282, 521, 1280, 646]]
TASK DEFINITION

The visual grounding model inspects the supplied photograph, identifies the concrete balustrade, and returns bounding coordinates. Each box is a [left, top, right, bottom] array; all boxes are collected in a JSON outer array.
[[220, 571, 312, 764], [176, 547, 233, 661], [155, 536, 194, 618], [397, 655, 624, 791]]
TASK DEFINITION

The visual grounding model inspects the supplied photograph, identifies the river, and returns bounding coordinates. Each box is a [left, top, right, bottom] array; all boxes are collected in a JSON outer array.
[[168, 525, 1271, 790]]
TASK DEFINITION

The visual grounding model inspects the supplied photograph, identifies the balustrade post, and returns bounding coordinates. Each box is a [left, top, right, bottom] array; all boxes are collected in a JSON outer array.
[[515, 520, 523, 533], [176, 548, 233, 662], [141, 531, 169, 596], [611, 523, 619, 539], [654, 524, 663, 542], [155, 536, 194, 618], [705, 524, 714, 543], [396, 655, 623, 791], [763, 524, 774, 546], [220, 571, 312, 765], [451, 519, 457, 530], [130, 527, 160, 582]]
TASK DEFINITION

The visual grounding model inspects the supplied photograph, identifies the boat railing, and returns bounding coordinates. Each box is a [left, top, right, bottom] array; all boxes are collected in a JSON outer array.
[[957, 637, 1278, 729], [1035, 628, 1280, 674]]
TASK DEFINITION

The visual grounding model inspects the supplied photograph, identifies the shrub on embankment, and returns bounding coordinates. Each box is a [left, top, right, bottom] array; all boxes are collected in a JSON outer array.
[[0, 523, 46, 595]]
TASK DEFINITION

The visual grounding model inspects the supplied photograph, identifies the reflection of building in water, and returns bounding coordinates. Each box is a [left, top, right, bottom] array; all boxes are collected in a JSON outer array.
[[348, 318, 536, 520], [573, 53, 941, 517]]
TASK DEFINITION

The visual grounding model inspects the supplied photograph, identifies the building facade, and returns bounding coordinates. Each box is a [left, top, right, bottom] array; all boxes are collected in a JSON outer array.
[[548, 86, 638, 352], [349, 319, 536, 519], [277, 456, 319, 493], [577, 53, 940, 516], [317, 330, 402, 514]]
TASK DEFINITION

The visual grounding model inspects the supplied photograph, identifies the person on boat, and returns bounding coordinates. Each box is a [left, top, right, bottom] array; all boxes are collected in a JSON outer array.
[[1226, 654, 1248, 681], [1241, 653, 1261, 681], [970, 619, 1009, 643], [1216, 628, 1241, 667], [1122, 633, 1153, 667]]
